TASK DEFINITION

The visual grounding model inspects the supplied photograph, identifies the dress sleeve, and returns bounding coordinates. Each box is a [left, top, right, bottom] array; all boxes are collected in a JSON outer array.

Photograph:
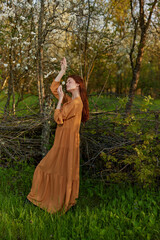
[[54, 103, 77, 125], [50, 80, 60, 100], [50, 79, 72, 104]]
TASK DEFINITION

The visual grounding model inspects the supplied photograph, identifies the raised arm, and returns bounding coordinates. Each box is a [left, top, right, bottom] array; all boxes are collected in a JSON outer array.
[[50, 57, 72, 103], [50, 80, 60, 99], [50, 57, 66, 99], [55, 57, 67, 83]]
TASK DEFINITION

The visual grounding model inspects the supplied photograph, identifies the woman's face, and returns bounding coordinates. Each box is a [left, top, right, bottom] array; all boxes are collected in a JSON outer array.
[[66, 77, 79, 92]]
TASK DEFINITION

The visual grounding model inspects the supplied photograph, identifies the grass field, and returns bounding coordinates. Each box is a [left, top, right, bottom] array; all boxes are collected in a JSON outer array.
[[0, 90, 160, 116], [0, 164, 160, 240]]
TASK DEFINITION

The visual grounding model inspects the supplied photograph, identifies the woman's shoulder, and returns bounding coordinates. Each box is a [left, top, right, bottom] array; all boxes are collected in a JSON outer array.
[[73, 97, 83, 111]]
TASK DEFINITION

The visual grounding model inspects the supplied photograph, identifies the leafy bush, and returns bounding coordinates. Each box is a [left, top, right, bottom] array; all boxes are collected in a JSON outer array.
[[82, 96, 160, 187]]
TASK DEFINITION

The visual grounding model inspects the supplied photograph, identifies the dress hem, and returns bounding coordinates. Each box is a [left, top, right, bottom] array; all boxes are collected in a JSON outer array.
[[27, 165, 79, 214]]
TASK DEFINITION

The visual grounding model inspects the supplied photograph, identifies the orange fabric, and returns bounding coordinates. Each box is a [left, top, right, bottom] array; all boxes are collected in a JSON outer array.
[[27, 80, 83, 214]]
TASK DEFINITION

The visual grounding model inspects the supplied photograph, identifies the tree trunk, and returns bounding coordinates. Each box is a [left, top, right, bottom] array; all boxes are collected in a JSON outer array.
[[37, 0, 45, 114], [37, 0, 53, 157], [125, 0, 158, 115], [4, 47, 13, 116], [125, 31, 146, 114], [41, 95, 53, 158], [4, 0, 16, 116]]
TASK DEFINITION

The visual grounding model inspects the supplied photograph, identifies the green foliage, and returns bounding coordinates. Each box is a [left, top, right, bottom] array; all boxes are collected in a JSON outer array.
[[99, 96, 160, 187], [116, 96, 129, 110], [140, 95, 154, 112]]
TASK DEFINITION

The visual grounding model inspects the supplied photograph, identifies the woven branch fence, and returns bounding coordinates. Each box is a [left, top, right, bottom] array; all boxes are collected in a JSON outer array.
[[0, 95, 160, 185]]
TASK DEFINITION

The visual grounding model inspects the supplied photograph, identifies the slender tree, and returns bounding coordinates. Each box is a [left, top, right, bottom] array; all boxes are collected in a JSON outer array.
[[125, 0, 158, 114]]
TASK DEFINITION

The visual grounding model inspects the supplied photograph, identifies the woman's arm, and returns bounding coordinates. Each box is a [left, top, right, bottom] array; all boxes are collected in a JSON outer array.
[[54, 69, 65, 83], [50, 57, 72, 104], [56, 97, 63, 110], [55, 83, 64, 109], [50, 57, 67, 98], [54, 101, 82, 125], [55, 57, 67, 82]]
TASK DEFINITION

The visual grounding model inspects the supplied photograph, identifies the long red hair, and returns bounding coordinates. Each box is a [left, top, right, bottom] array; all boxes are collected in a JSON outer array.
[[67, 75, 89, 124]]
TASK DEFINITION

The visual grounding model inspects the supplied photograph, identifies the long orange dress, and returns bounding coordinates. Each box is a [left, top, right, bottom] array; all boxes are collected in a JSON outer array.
[[27, 80, 83, 214]]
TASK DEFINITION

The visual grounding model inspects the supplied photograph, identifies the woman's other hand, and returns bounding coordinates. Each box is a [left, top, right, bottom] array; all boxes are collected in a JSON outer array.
[[57, 85, 64, 100]]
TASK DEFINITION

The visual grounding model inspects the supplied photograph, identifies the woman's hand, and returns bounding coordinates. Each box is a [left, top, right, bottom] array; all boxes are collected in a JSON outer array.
[[54, 57, 67, 83], [57, 85, 64, 100], [60, 57, 67, 73]]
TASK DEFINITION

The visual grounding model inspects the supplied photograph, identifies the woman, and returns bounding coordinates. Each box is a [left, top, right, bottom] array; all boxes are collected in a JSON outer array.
[[25, 57, 89, 215]]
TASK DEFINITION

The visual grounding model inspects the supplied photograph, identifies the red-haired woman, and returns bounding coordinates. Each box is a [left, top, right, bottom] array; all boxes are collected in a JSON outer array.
[[26, 57, 89, 215]]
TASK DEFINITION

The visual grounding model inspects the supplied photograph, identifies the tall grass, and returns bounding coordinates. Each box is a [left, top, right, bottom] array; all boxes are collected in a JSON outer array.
[[0, 165, 159, 240]]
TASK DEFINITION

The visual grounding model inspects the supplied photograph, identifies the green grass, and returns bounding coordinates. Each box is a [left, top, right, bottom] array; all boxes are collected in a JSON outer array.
[[89, 95, 160, 112], [1, 90, 160, 116], [0, 164, 159, 240], [0, 91, 39, 116]]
